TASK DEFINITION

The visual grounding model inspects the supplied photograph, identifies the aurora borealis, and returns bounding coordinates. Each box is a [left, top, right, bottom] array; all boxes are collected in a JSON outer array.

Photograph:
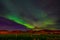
[[0, 0, 59, 31]]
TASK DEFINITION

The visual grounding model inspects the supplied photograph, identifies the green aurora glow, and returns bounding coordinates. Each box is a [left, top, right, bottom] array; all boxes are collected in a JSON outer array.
[[5, 14, 34, 29], [4, 13, 55, 29]]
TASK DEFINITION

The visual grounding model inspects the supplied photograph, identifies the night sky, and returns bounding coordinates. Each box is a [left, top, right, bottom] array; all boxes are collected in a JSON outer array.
[[0, 0, 60, 31]]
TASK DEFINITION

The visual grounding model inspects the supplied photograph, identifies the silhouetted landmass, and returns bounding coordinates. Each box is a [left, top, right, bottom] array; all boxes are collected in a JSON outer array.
[[0, 16, 29, 31]]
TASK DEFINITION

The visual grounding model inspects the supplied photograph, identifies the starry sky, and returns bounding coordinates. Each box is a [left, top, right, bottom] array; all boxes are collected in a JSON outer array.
[[0, 0, 60, 31]]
